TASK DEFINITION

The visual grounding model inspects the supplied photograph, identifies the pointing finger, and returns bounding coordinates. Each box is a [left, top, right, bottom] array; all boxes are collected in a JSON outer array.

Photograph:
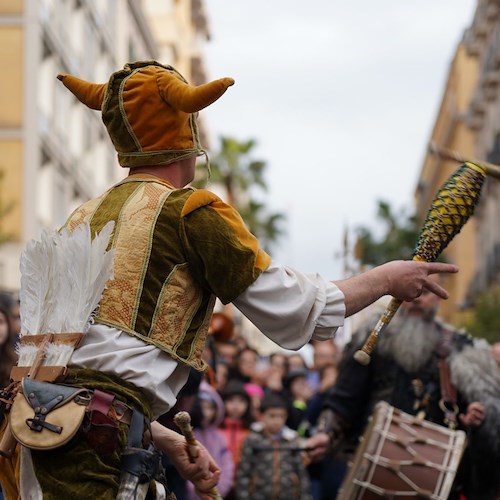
[[424, 278, 449, 300], [425, 262, 459, 275]]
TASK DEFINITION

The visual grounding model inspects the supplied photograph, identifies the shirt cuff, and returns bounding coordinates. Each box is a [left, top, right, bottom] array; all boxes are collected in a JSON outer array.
[[311, 280, 346, 341], [233, 260, 345, 350]]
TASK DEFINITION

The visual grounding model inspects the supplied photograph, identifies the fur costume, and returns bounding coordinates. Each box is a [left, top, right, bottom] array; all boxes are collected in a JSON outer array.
[[322, 312, 500, 499]]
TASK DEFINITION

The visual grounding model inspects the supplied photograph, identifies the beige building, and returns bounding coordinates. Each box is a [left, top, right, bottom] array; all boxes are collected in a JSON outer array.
[[461, 0, 500, 306], [0, 0, 210, 293], [415, 0, 500, 324], [144, 0, 210, 84], [415, 42, 479, 324]]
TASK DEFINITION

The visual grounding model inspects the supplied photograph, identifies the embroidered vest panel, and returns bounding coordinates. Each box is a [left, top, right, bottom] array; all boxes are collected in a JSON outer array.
[[64, 178, 213, 371]]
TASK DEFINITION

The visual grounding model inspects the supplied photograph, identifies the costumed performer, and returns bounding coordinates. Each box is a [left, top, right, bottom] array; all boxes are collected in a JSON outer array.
[[307, 280, 500, 499], [0, 61, 458, 499]]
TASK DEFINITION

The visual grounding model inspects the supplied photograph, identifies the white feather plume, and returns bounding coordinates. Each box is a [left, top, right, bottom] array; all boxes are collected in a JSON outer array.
[[16, 343, 39, 367], [19, 220, 115, 338], [55, 220, 115, 332], [19, 229, 56, 335], [44, 343, 75, 367], [43, 228, 70, 334]]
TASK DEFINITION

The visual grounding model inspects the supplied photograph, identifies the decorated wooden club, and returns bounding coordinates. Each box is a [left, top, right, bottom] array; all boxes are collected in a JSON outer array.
[[354, 160, 498, 365], [174, 411, 222, 500]]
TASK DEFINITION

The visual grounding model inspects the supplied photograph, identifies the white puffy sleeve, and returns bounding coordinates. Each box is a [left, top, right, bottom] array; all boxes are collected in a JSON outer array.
[[233, 260, 345, 350]]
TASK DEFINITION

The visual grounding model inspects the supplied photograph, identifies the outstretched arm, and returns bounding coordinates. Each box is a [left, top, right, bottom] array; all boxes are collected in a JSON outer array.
[[334, 260, 458, 317]]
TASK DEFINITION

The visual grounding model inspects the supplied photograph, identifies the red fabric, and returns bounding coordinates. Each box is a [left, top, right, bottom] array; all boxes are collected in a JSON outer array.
[[219, 418, 249, 467]]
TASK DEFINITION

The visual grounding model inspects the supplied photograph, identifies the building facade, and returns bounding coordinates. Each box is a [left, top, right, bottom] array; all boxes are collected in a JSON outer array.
[[0, 0, 210, 292], [415, 42, 479, 324], [415, 0, 500, 324], [462, 0, 500, 305]]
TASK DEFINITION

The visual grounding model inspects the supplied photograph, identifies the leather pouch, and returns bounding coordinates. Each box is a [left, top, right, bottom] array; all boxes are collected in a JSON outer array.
[[10, 378, 90, 451]]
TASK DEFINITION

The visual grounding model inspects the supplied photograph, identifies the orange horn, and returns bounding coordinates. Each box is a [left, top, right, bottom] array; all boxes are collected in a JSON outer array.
[[157, 71, 234, 113], [57, 74, 107, 110]]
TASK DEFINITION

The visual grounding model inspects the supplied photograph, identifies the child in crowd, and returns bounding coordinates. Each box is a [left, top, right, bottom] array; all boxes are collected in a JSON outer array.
[[236, 393, 311, 500], [186, 380, 234, 500], [219, 380, 254, 498], [244, 382, 265, 421], [269, 352, 289, 376], [283, 369, 314, 436], [257, 352, 288, 394], [288, 353, 308, 371], [215, 360, 230, 391]]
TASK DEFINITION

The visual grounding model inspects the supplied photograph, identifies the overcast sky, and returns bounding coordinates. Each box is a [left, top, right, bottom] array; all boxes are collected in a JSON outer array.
[[202, 1, 476, 279]]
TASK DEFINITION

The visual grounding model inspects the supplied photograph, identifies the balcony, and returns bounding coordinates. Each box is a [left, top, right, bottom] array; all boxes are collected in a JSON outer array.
[[484, 69, 500, 87], [474, 19, 489, 40], [486, 2, 500, 20], [467, 98, 487, 130]]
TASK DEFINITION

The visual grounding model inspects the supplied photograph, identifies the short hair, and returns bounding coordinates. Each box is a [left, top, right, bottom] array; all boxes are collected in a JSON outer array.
[[0, 292, 14, 313], [260, 393, 288, 413], [283, 369, 308, 391]]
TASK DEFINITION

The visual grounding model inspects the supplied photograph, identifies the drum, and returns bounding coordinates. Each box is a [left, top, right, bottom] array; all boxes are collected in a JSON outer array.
[[337, 401, 466, 499]]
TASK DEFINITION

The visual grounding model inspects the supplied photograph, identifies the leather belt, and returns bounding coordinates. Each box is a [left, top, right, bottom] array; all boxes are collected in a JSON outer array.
[[111, 399, 133, 426], [80, 389, 133, 426]]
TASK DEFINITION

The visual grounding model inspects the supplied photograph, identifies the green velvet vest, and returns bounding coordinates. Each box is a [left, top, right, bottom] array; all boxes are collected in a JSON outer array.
[[64, 175, 270, 371]]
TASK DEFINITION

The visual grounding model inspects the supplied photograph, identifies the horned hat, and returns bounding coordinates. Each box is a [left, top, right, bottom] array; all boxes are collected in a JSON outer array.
[[57, 61, 234, 167]]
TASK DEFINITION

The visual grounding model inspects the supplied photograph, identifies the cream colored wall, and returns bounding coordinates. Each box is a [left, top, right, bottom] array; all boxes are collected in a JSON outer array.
[[0, 141, 23, 241], [144, 0, 197, 79], [0, 28, 23, 127], [0, 26, 23, 243], [415, 44, 479, 325], [467, 5, 500, 305], [0, 0, 23, 15]]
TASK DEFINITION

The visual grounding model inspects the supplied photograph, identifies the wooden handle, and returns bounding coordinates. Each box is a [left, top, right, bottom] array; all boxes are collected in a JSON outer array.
[[354, 298, 403, 365], [429, 142, 500, 179], [173, 411, 199, 459], [173, 411, 222, 500], [0, 423, 17, 458]]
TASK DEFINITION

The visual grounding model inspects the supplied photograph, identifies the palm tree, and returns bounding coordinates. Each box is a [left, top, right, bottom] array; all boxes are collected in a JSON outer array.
[[464, 285, 500, 343], [193, 136, 285, 252], [354, 200, 420, 266]]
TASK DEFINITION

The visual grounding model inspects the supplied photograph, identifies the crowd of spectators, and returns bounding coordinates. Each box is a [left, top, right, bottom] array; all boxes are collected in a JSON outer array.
[[161, 310, 342, 500], [0, 292, 20, 500], [189, 310, 500, 500], [3, 296, 500, 499], [0, 292, 19, 389]]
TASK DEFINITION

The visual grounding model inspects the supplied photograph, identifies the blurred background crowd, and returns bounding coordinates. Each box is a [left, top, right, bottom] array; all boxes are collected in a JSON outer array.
[[159, 308, 345, 500]]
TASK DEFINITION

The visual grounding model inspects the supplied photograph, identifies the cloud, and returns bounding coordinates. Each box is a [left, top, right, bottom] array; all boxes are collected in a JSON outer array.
[[204, 0, 476, 277]]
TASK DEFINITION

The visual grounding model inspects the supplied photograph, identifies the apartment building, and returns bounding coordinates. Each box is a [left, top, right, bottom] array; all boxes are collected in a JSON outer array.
[[415, 42, 479, 324], [0, 0, 210, 292], [415, 0, 500, 323], [462, 0, 500, 304]]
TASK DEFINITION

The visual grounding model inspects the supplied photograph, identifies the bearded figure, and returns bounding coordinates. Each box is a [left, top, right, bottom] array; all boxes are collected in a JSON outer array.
[[308, 289, 500, 500]]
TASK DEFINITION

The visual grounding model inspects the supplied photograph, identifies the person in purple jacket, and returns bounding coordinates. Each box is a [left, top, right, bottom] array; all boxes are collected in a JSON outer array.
[[187, 380, 235, 499]]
